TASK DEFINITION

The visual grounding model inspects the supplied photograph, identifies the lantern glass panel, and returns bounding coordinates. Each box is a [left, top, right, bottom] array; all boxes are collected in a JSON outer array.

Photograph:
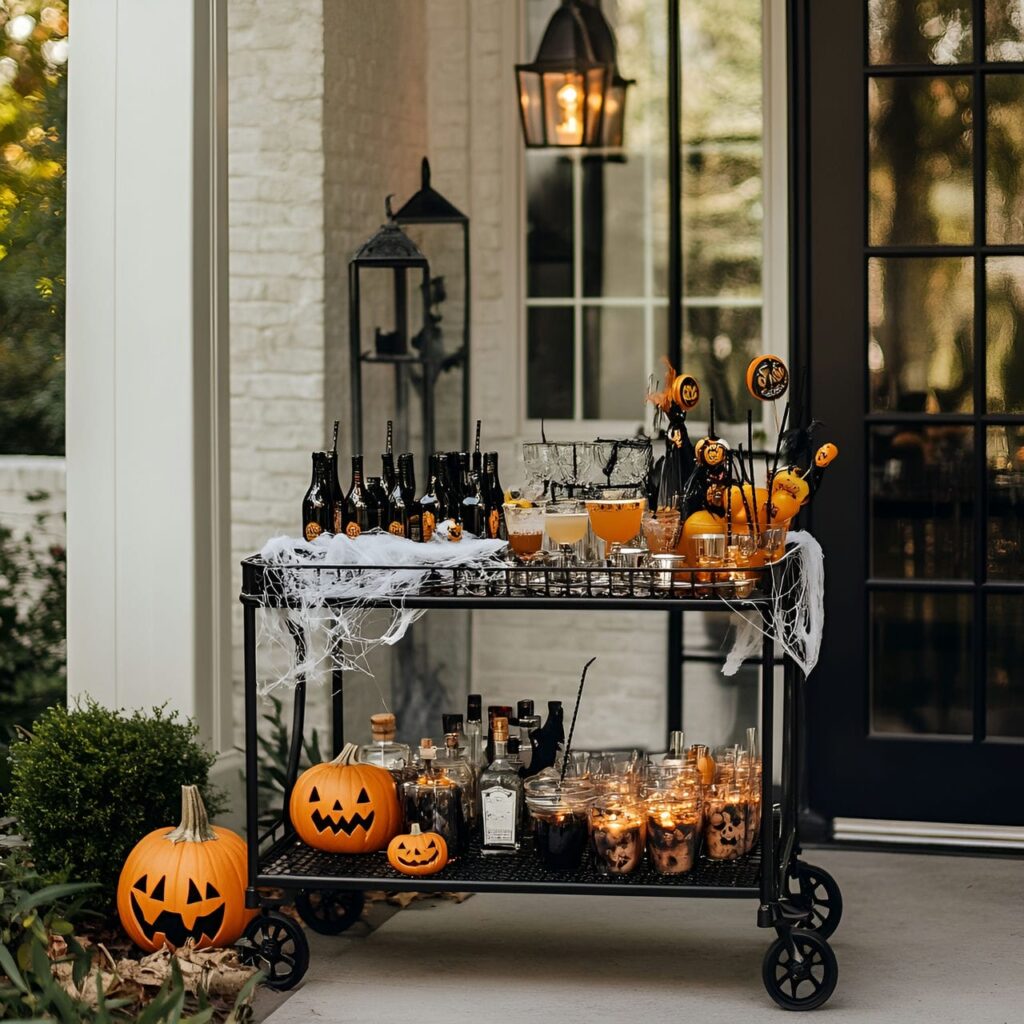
[[601, 81, 627, 147], [584, 67, 607, 145], [518, 69, 545, 146], [543, 71, 586, 146]]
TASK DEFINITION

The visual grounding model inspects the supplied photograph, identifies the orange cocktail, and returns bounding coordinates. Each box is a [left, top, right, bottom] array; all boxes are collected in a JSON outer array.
[[585, 497, 646, 559]]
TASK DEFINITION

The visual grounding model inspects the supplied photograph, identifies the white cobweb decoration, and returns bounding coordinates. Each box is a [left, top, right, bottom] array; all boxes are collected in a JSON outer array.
[[722, 531, 825, 677], [256, 528, 508, 694]]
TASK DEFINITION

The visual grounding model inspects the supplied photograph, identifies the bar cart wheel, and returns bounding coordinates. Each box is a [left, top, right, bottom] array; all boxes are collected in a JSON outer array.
[[785, 862, 843, 939], [239, 911, 310, 991], [762, 930, 838, 1011], [295, 888, 366, 935]]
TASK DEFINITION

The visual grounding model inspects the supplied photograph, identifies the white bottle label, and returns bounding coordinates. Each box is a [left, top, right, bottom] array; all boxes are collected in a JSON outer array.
[[482, 787, 517, 846]]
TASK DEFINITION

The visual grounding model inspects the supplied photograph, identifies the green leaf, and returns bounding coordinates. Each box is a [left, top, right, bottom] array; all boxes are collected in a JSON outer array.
[[0, 941, 28, 993], [48, 919, 73, 936], [13, 881, 98, 915]]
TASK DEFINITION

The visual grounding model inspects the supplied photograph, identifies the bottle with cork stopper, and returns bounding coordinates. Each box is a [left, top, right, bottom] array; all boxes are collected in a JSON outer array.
[[479, 716, 525, 854], [400, 737, 468, 858], [358, 713, 412, 780]]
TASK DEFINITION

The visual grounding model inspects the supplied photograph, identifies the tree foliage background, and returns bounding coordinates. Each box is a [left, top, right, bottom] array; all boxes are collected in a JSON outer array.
[[0, 1, 67, 455]]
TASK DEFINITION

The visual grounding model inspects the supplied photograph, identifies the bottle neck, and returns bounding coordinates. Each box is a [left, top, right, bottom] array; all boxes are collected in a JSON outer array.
[[492, 739, 508, 761], [350, 455, 364, 487], [311, 452, 332, 486]]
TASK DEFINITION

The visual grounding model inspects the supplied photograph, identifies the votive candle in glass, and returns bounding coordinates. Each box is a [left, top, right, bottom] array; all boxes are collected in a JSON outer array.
[[589, 801, 646, 875]]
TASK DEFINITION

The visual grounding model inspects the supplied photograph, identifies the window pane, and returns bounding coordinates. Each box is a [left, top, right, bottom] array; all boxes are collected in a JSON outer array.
[[987, 424, 1024, 580], [527, 307, 574, 419], [986, 0, 1024, 60], [683, 305, 762, 424], [526, 152, 573, 298], [582, 158, 645, 298], [986, 75, 1024, 245], [868, 0, 973, 65], [871, 590, 972, 736], [868, 76, 973, 246], [683, 143, 763, 298], [868, 256, 973, 413], [870, 425, 974, 579], [987, 595, 1024, 739], [681, 0, 762, 300], [986, 257, 1024, 412], [582, 306, 645, 420]]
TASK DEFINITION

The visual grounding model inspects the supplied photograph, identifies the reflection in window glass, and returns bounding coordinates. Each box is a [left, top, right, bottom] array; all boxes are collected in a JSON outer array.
[[871, 590, 972, 736], [987, 424, 1024, 581], [868, 257, 973, 413], [868, 76, 973, 246], [986, 257, 1024, 413], [527, 307, 574, 419], [987, 595, 1024, 738], [986, 76, 1024, 245], [870, 425, 974, 580], [868, 0, 973, 65], [582, 158, 645, 298], [986, 0, 1024, 60], [526, 152, 573, 298], [683, 305, 762, 424], [582, 306, 646, 420]]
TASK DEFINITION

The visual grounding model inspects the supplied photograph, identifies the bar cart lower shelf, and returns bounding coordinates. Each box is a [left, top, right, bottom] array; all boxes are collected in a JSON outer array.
[[238, 557, 842, 1011]]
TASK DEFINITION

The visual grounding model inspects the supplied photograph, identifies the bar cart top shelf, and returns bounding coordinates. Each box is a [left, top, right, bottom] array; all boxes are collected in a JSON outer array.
[[239, 556, 776, 613]]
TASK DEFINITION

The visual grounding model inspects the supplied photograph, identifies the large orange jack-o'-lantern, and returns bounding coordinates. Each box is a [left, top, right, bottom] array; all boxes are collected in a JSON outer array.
[[117, 786, 254, 952], [290, 743, 402, 854]]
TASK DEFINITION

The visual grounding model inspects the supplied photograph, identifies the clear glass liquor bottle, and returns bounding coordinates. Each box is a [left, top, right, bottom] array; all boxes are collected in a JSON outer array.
[[480, 717, 524, 854], [465, 694, 487, 772], [436, 732, 477, 829], [358, 713, 412, 772]]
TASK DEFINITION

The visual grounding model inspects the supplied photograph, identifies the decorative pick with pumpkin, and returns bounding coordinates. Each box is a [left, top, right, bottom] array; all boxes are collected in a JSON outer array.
[[116, 785, 254, 952], [290, 743, 401, 854], [387, 824, 449, 876]]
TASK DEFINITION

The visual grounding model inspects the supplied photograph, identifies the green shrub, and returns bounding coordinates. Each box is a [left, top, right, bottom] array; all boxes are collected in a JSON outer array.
[[7, 700, 226, 899]]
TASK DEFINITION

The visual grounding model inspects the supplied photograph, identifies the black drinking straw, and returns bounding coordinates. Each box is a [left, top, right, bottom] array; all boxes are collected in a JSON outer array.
[[709, 397, 716, 438], [331, 419, 339, 455], [475, 419, 481, 454], [386, 419, 393, 455], [746, 410, 760, 530], [560, 657, 597, 782], [770, 402, 790, 482]]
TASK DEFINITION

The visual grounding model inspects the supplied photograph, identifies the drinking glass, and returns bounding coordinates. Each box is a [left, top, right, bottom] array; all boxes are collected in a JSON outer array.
[[694, 533, 726, 594], [503, 504, 546, 563], [543, 499, 589, 566], [642, 509, 685, 555], [585, 496, 646, 560], [760, 526, 787, 563]]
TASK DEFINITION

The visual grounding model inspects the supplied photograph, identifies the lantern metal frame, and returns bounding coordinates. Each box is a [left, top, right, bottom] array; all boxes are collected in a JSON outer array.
[[348, 199, 434, 457], [393, 157, 471, 452]]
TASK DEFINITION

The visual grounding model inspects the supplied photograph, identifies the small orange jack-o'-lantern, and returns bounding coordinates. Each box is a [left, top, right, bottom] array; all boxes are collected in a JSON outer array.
[[345, 521, 361, 539], [488, 508, 501, 538], [305, 522, 322, 542], [388, 520, 406, 537], [422, 510, 436, 541], [695, 436, 729, 468], [447, 521, 463, 542], [815, 442, 838, 468], [671, 373, 700, 410], [116, 786, 254, 952], [387, 824, 449, 876], [771, 467, 810, 506], [290, 744, 401, 854], [745, 354, 789, 401]]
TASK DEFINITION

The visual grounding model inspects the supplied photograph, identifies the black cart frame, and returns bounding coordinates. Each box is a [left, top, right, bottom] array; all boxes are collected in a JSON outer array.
[[237, 558, 841, 1008]]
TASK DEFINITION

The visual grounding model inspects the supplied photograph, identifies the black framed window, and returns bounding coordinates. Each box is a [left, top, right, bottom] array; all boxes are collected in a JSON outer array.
[[865, 0, 1024, 740]]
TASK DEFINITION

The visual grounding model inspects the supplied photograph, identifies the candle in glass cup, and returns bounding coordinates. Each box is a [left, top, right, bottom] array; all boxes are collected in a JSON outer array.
[[644, 795, 700, 874], [589, 802, 646, 875], [703, 783, 748, 861], [532, 808, 590, 869]]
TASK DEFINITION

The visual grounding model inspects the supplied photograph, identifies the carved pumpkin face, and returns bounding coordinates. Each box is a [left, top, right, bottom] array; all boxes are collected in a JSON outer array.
[[345, 521, 361, 539], [772, 468, 810, 506], [815, 442, 838, 468], [745, 354, 789, 401], [695, 436, 729, 468], [116, 786, 254, 952], [305, 522, 322, 542], [422, 510, 436, 541], [447, 521, 463, 542], [387, 824, 449, 876], [290, 744, 401, 854], [671, 373, 700, 410]]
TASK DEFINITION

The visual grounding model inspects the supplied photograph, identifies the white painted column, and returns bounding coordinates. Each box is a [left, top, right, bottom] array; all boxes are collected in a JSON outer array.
[[66, 0, 231, 750]]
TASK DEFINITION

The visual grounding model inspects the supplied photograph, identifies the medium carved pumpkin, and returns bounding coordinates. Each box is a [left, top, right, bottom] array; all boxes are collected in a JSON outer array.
[[116, 786, 254, 952], [387, 824, 448, 876], [290, 743, 401, 854]]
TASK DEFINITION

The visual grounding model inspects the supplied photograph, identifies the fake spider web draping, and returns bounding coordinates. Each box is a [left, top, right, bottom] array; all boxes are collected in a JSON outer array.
[[256, 530, 508, 694], [721, 531, 825, 677]]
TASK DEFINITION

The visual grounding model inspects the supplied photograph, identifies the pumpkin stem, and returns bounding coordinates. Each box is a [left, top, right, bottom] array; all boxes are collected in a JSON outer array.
[[165, 785, 218, 843], [409, 824, 422, 836], [329, 742, 362, 767]]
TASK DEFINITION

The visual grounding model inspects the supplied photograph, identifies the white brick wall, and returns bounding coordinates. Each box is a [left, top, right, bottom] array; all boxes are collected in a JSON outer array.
[[0, 457, 66, 548]]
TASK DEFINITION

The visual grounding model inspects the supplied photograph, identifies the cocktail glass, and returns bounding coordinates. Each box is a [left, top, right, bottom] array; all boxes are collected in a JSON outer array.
[[503, 504, 546, 563], [642, 509, 685, 555], [585, 496, 646, 561], [543, 499, 589, 567]]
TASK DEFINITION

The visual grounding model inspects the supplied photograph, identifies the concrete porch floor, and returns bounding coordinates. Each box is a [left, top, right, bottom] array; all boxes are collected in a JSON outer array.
[[258, 848, 1024, 1023]]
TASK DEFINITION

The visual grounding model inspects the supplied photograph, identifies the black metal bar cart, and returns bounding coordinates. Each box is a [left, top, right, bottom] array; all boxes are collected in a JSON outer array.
[[237, 559, 841, 1010]]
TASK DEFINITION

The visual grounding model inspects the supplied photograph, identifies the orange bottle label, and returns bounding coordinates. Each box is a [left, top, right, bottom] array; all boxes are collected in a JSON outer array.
[[345, 522, 361, 539], [305, 522, 322, 542], [389, 521, 405, 537], [422, 511, 436, 541]]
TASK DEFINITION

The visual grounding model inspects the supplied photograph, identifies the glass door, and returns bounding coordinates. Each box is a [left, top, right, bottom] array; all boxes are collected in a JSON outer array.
[[799, 0, 1024, 824]]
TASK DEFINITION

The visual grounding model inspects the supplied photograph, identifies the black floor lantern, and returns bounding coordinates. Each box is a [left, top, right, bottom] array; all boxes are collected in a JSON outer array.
[[393, 158, 471, 452], [348, 199, 434, 456]]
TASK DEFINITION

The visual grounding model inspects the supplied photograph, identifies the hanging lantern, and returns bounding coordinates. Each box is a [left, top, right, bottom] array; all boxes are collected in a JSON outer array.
[[515, 0, 612, 148], [575, 0, 635, 148]]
